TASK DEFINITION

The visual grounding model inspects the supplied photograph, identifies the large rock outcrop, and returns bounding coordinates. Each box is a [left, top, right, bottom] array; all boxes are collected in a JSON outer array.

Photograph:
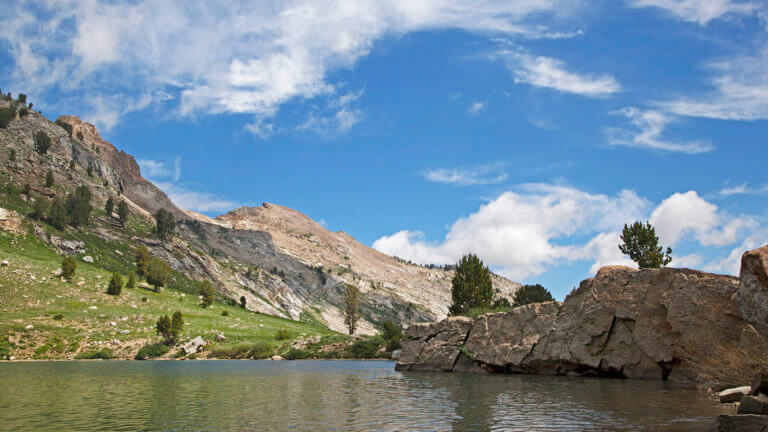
[[397, 260, 765, 382], [739, 245, 768, 335]]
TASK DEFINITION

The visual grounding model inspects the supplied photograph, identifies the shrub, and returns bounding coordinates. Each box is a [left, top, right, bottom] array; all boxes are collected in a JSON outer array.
[[61, 256, 77, 282], [117, 201, 129, 224], [31, 198, 47, 221], [9, 149, 15, 161], [69, 160, 75, 170], [0, 107, 16, 128], [382, 320, 402, 341], [240, 296, 247, 308], [345, 337, 384, 359], [106, 273, 123, 296], [275, 329, 293, 340], [492, 297, 511, 309], [134, 245, 150, 278], [75, 348, 114, 360], [21, 183, 30, 196], [16, 94, 26, 104], [126, 273, 136, 289], [141, 297, 148, 302], [76, 131, 83, 140], [200, 280, 214, 308], [513, 284, 554, 307], [155, 315, 179, 344], [45, 170, 54, 187], [146, 257, 171, 292], [386, 336, 401, 352], [210, 342, 274, 359], [52, 314, 64, 320], [135, 342, 169, 360], [18, 107, 29, 118], [221, 310, 229, 317], [283, 348, 311, 360], [105, 196, 114, 216], [86, 165, 93, 177], [55, 119, 73, 137], [171, 312, 183, 337], [34, 131, 51, 154]]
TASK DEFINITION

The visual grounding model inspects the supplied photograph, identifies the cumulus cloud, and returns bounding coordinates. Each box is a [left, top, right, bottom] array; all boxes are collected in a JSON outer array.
[[604, 107, 714, 153], [423, 163, 508, 186], [0, 0, 583, 130], [468, 102, 485, 115], [627, 0, 758, 25], [496, 47, 621, 97], [373, 185, 763, 280]]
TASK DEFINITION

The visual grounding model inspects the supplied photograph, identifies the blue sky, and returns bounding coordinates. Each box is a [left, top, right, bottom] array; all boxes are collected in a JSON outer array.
[[2, 1, 768, 298]]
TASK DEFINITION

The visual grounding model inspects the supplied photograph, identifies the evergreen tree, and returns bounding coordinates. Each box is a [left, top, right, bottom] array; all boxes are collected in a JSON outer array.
[[104, 196, 114, 216], [61, 256, 77, 282], [154, 208, 175, 240], [126, 272, 136, 289], [107, 273, 123, 296], [343, 284, 360, 335], [171, 311, 184, 341], [512, 284, 554, 307], [48, 197, 68, 229], [117, 200, 129, 225], [65, 185, 92, 227], [21, 183, 30, 196], [619, 221, 672, 269], [45, 171, 54, 187], [134, 245, 150, 278], [145, 257, 170, 292], [155, 315, 173, 344], [449, 253, 493, 316], [34, 131, 51, 154], [199, 280, 214, 308], [31, 198, 47, 221], [239, 296, 247, 309]]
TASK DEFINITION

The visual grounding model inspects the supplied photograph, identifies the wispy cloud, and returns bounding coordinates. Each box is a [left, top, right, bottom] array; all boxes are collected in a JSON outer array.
[[604, 107, 714, 153], [155, 182, 237, 213], [138, 157, 181, 182], [296, 90, 364, 135], [718, 182, 768, 196], [423, 163, 508, 186], [495, 46, 621, 97], [627, 0, 758, 25], [467, 101, 485, 115]]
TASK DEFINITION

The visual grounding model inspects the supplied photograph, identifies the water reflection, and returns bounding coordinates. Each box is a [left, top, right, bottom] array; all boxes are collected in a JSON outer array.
[[0, 360, 731, 431]]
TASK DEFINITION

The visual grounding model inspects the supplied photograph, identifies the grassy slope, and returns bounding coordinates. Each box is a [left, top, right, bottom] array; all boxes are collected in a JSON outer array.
[[0, 226, 338, 360]]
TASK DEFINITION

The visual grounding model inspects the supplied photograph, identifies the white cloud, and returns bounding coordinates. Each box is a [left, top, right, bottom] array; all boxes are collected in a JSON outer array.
[[605, 107, 714, 153], [138, 157, 181, 182], [468, 102, 485, 115], [0, 0, 583, 130], [719, 183, 750, 196], [497, 48, 621, 97], [374, 184, 648, 280], [659, 47, 768, 121], [155, 182, 237, 213], [650, 191, 756, 246], [374, 184, 764, 280], [423, 163, 508, 186], [627, 0, 758, 25], [296, 90, 364, 135]]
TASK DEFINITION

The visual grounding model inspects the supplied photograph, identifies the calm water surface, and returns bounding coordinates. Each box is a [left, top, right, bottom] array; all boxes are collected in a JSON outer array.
[[0, 360, 731, 431]]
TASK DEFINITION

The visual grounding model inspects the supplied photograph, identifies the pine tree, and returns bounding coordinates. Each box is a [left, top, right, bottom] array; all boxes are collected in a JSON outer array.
[[48, 198, 68, 229], [342, 284, 360, 335], [512, 284, 554, 307], [145, 257, 170, 292], [449, 253, 493, 316], [62, 256, 77, 282], [45, 171, 54, 187], [619, 221, 672, 269], [135, 245, 150, 278], [154, 208, 175, 240], [107, 273, 123, 296], [200, 280, 214, 308], [105, 196, 114, 217], [126, 273, 136, 289], [117, 200, 129, 225]]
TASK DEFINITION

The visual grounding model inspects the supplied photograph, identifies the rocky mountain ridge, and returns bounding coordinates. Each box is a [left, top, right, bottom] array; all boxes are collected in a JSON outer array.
[[0, 99, 520, 334]]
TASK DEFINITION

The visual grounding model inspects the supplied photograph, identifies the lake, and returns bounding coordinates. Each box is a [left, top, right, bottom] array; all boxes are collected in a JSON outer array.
[[0, 360, 731, 431]]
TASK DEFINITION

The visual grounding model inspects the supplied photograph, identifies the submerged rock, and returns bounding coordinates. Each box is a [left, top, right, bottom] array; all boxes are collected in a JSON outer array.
[[708, 414, 768, 432]]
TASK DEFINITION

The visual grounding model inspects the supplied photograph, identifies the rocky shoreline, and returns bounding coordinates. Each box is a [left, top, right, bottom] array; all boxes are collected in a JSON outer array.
[[396, 245, 768, 383]]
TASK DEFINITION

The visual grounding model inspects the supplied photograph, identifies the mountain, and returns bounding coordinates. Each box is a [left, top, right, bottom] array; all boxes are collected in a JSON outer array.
[[0, 98, 520, 335]]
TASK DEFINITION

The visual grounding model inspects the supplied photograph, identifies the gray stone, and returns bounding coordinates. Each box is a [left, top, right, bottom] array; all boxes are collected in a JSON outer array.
[[270, 355, 284, 361], [739, 245, 768, 335], [390, 349, 401, 361], [396, 317, 473, 372], [49, 236, 85, 255], [82, 255, 94, 263], [708, 415, 768, 432], [719, 386, 753, 403], [1, 260, 8, 267], [740, 396, 768, 415], [182, 336, 206, 354], [214, 333, 226, 342]]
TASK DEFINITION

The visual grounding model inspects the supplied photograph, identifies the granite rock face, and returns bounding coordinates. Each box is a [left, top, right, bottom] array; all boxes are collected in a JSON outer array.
[[739, 245, 768, 335], [398, 260, 764, 382]]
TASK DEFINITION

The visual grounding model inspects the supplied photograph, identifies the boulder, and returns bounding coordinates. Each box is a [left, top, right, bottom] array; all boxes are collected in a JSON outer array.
[[214, 334, 226, 342], [751, 373, 768, 396], [1, 260, 8, 267], [182, 336, 206, 354], [708, 415, 768, 432], [390, 349, 401, 361], [49, 236, 85, 255], [739, 395, 768, 415], [82, 255, 94, 263], [396, 317, 473, 372], [719, 386, 752, 403], [270, 355, 284, 361], [739, 245, 768, 335], [396, 265, 758, 381], [51, 269, 62, 277]]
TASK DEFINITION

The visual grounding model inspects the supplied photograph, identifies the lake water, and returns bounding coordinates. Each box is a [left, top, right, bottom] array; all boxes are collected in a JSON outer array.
[[0, 360, 731, 431]]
